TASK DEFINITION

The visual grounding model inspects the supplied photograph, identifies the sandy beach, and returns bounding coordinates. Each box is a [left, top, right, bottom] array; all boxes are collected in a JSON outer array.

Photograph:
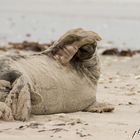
[[0, 0, 140, 139], [0, 49, 140, 140]]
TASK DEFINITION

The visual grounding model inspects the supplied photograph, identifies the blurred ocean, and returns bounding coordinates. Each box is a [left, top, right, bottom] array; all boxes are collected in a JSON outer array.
[[0, 0, 140, 49]]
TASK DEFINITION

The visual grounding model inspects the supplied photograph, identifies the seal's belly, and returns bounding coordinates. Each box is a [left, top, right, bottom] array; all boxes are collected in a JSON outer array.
[[31, 64, 96, 114], [12, 56, 96, 115], [32, 72, 96, 115]]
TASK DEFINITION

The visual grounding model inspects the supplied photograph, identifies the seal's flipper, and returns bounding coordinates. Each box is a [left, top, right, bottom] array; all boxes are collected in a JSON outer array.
[[0, 102, 14, 121], [83, 102, 114, 113], [0, 80, 11, 102], [30, 91, 42, 105], [5, 76, 31, 121]]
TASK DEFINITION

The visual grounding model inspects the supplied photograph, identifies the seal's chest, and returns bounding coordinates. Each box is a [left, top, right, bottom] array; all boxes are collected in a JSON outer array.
[[37, 69, 95, 114]]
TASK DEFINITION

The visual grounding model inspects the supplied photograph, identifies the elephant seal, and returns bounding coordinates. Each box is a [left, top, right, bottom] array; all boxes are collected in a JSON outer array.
[[0, 28, 114, 121]]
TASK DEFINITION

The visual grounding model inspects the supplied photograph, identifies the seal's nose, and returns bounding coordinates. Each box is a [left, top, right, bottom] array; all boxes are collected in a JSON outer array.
[[80, 44, 95, 54], [76, 44, 96, 60]]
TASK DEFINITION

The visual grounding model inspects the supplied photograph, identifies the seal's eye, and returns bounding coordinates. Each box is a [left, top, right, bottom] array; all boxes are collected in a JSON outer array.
[[76, 44, 96, 60]]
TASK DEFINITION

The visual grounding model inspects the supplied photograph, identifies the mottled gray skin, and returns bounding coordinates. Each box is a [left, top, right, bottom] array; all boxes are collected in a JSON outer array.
[[0, 28, 114, 121]]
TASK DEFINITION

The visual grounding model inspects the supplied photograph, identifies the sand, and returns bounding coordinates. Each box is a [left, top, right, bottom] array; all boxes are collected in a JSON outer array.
[[0, 0, 140, 139], [0, 50, 140, 140]]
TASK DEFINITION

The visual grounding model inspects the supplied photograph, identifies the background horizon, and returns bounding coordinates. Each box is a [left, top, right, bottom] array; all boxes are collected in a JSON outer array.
[[0, 0, 140, 49]]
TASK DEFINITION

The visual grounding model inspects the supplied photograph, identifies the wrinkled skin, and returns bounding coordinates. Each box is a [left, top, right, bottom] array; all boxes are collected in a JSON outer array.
[[0, 28, 114, 121]]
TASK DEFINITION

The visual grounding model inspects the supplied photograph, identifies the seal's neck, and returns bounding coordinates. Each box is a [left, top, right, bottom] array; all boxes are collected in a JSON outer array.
[[70, 53, 100, 85]]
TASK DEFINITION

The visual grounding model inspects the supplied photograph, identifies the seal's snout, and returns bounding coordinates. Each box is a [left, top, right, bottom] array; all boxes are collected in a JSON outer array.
[[75, 43, 97, 60]]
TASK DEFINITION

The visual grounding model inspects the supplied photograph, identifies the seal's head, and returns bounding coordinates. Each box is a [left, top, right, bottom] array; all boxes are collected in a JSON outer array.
[[49, 28, 101, 65]]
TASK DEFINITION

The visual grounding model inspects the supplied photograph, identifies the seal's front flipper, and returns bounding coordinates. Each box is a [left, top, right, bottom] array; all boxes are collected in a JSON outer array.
[[83, 102, 114, 113]]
